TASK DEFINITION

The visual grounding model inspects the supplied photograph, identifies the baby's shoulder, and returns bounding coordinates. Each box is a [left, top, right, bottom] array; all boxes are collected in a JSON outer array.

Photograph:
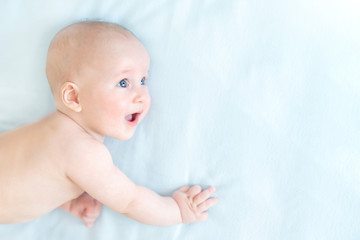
[[63, 138, 112, 176], [66, 136, 110, 160]]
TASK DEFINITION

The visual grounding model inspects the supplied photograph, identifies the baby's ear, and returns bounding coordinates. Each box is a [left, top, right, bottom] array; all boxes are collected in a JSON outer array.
[[61, 82, 82, 112]]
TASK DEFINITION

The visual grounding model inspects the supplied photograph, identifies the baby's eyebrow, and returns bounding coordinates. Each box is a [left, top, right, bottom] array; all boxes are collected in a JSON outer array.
[[112, 69, 132, 79], [118, 69, 131, 74]]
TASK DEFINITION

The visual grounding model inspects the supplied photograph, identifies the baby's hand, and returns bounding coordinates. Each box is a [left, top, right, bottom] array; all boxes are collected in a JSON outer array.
[[172, 185, 218, 223], [61, 192, 102, 227]]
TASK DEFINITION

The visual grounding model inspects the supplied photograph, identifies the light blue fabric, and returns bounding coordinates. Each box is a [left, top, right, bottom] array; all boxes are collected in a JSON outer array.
[[0, 0, 359, 239]]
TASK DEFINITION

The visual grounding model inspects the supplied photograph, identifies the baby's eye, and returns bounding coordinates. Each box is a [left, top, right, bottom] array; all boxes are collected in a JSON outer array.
[[117, 79, 128, 88], [141, 77, 146, 85]]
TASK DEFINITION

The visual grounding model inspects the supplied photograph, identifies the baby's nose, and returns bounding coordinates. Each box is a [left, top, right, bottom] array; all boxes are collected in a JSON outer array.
[[133, 87, 147, 104]]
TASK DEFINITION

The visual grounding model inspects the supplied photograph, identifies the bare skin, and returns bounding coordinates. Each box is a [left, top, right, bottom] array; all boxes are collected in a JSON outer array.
[[60, 193, 102, 227], [0, 21, 218, 227]]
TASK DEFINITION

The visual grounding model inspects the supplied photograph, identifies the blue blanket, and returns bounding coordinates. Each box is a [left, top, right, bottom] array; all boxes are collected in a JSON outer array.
[[0, 0, 359, 239]]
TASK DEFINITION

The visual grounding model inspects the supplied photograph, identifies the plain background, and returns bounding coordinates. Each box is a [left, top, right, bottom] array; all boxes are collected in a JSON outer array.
[[0, 0, 359, 239]]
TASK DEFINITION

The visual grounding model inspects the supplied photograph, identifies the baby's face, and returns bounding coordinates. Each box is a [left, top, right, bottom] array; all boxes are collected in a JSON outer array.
[[77, 33, 151, 141]]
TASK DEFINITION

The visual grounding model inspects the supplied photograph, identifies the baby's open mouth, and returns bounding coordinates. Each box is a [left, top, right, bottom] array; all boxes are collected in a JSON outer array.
[[125, 113, 140, 122]]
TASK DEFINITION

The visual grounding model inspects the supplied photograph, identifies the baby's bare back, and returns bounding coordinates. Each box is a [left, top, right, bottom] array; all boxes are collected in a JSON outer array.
[[0, 112, 86, 224]]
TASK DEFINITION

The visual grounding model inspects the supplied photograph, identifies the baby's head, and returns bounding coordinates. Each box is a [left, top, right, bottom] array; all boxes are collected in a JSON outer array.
[[46, 21, 151, 141]]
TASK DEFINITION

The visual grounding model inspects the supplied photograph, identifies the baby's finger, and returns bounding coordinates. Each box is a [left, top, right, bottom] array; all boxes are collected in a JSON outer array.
[[197, 197, 218, 213], [188, 185, 202, 198], [83, 217, 96, 228], [178, 186, 190, 193], [193, 186, 216, 205], [197, 212, 209, 222]]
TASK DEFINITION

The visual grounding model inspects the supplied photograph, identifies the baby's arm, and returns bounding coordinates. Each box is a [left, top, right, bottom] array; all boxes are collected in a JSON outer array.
[[65, 142, 217, 226], [124, 185, 217, 225]]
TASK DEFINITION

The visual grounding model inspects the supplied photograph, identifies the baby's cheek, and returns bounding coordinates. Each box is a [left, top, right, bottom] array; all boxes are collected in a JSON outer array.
[[103, 97, 128, 119]]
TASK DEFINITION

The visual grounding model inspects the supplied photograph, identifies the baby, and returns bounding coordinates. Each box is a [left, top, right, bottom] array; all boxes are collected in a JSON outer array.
[[0, 21, 218, 227]]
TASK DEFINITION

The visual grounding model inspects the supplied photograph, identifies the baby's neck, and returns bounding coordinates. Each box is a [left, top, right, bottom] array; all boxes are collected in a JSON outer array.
[[52, 110, 105, 143]]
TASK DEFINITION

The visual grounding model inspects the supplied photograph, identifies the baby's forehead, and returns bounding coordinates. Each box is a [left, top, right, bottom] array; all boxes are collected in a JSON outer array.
[[83, 32, 148, 63]]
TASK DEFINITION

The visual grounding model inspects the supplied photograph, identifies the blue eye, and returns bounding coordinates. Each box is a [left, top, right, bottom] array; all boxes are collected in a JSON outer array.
[[117, 79, 128, 88], [141, 77, 146, 85]]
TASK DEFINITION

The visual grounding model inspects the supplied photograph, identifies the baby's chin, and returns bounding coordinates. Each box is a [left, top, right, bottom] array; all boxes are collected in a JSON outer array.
[[107, 128, 137, 141]]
